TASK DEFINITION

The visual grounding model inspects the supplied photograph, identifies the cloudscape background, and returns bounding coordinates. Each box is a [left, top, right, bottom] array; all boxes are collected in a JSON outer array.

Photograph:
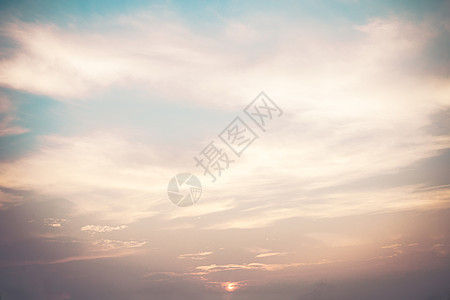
[[0, 0, 449, 299]]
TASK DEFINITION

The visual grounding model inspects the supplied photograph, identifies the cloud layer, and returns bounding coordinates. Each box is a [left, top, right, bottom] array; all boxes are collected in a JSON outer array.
[[0, 2, 449, 299]]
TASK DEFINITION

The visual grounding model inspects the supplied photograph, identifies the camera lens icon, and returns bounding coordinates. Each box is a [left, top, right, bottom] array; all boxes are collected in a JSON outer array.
[[167, 173, 202, 207]]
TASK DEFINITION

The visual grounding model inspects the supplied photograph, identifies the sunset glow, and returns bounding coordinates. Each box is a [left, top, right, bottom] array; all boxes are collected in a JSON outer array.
[[225, 283, 236, 292]]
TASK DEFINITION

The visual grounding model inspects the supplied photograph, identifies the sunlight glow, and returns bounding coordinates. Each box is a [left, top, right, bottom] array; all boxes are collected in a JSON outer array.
[[225, 282, 236, 292]]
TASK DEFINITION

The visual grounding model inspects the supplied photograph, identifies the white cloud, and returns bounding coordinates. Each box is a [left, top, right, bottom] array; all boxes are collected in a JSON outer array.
[[44, 218, 67, 228], [81, 224, 128, 234], [0, 132, 171, 223], [381, 243, 402, 249], [0, 14, 449, 228], [205, 185, 450, 229], [0, 15, 445, 109], [195, 260, 331, 274], [245, 247, 271, 254], [255, 252, 286, 258], [90, 239, 146, 250], [178, 251, 213, 260]]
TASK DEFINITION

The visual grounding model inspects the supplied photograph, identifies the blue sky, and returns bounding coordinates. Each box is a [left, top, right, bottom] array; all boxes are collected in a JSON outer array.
[[0, 0, 449, 299]]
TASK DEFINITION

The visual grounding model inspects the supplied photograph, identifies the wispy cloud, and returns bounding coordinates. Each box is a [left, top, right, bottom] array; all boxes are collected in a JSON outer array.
[[195, 260, 331, 274], [178, 251, 213, 260], [0, 132, 168, 222], [0, 189, 23, 210], [5, 249, 142, 267], [44, 218, 67, 228], [0, 3, 448, 298], [90, 239, 146, 250], [81, 224, 128, 234], [255, 252, 286, 258], [205, 184, 450, 229], [381, 243, 402, 249], [0, 94, 28, 137]]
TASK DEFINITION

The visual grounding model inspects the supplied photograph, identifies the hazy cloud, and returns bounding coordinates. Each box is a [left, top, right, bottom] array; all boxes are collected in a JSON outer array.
[[81, 224, 128, 234]]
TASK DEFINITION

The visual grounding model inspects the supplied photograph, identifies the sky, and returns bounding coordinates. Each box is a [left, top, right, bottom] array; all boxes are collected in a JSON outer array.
[[0, 0, 449, 299]]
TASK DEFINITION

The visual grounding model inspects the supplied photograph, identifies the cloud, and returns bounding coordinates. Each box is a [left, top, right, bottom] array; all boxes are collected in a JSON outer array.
[[195, 260, 331, 274], [0, 14, 446, 108], [305, 233, 362, 248], [245, 247, 271, 254], [0, 129, 449, 229], [0, 13, 448, 230], [0, 94, 28, 137], [0, 16, 238, 101], [0, 189, 23, 210], [0, 5, 449, 299], [8, 248, 143, 267], [178, 251, 213, 260], [44, 218, 67, 228], [205, 185, 450, 229], [381, 243, 402, 249], [90, 239, 146, 250], [81, 225, 128, 234], [255, 252, 286, 258], [0, 132, 170, 222], [1, 235, 147, 268]]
